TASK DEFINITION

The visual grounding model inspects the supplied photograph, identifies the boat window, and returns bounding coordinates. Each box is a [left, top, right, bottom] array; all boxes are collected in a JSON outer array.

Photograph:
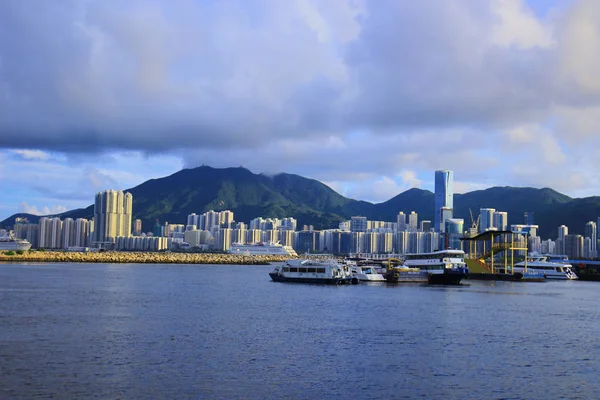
[[316, 268, 326, 273], [283, 267, 289, 272], [289, 267, 298, 272], [557, 267, 563, 272], [299, 267, 307, 273], [307, 268, 316, 273]]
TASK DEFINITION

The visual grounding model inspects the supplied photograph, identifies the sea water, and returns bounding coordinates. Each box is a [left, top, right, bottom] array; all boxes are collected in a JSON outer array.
[[1, 262, 598, 399]]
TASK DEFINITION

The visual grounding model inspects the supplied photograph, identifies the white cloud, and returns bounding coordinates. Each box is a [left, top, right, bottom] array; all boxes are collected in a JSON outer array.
[[454, 181, 490, 194], [398, 170, 423, 190], [0, 150, 183, 221], [19, 202, 67, 216], [10, 149, 51, 161], [503, 124, 566, 165], [342, 171, 426, 203], [491, 0, 554, 49], [558, 0, 600, 92]]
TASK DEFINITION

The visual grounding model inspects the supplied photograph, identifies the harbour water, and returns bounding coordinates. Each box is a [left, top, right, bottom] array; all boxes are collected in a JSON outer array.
[[1, 262, 599, 399]]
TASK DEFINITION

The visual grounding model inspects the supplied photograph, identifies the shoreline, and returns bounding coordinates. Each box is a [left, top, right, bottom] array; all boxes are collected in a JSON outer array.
[[0, 251, 295, 265]]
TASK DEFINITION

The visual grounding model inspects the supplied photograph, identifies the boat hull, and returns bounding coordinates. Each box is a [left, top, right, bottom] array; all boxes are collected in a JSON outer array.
[[0, 242, 32, 251], [468, 272, 545, 282], [269, 273, 358, 285], [384, 270, 429, 283], [356, 273, 386, 282], [427, 270, 467, 285]]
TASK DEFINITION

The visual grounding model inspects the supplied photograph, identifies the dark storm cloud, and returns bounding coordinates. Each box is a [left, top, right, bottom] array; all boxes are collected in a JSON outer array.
[[0, 0, 599, 155]]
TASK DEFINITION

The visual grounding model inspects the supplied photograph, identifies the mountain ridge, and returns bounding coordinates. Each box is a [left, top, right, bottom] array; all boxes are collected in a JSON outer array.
[[2, 166, 598, 239]]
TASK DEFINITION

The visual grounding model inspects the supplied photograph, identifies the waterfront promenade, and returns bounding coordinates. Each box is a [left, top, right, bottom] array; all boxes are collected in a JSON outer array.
[[0, 251, 294, 265]]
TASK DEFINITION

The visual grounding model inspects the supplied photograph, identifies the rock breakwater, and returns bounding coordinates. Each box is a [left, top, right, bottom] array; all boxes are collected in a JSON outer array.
[[0, 251, 295, 265]]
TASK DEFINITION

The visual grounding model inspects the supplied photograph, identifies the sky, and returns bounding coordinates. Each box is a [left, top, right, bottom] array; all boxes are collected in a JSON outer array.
[[1, 0, 600, 221]]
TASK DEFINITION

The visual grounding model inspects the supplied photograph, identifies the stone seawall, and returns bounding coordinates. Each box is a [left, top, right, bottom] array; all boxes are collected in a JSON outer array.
[[0, 251, 295, 265]]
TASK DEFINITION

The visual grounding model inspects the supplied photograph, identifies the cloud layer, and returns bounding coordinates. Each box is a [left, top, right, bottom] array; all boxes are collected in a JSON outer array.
[[1, 0, 600, 219]]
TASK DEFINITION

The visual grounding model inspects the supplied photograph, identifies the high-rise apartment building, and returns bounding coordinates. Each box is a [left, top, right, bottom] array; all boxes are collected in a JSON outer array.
[[14, 222, 39, 248], [445, 218, 464, 250], [557, 225, 568, 255], [216, 228, 232, 251], [420, 220, 432, 232], [440, 207, 453, 233], [134, 219, 143, 236], [280, 218, 297, 231], [204, 210, 218, 231], [74, 218, 91, 247], [397, 212, 406, 232], [585, 221, 597, 254], [93, 190, 133, 245], [434, 170, 454, 232], [219, 210, 234, 228], [408, 211, 418, 231], [565, 234, 584, 259], [493, 211, 508, 231], [61, 218, 74, 249], [39, 217, 63, 249], [350, 216, 368, 233], [479, 208, 496, 233]]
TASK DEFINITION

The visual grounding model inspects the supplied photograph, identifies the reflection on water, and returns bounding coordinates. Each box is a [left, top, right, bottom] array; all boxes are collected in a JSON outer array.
[[1, 263, 599, 399]]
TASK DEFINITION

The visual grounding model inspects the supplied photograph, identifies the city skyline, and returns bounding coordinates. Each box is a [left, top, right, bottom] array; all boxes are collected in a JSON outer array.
[[2, 164, 600, 243], [6, 167, 600, 259], [2, 1, 600, 220]]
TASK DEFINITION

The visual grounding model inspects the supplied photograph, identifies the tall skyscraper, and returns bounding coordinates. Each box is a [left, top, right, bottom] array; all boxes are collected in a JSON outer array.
[[479, 208, 496, 233], [74, 218, 91, 247], [558, 225, 568, 255], [585, 221, 597, 255], [434, 170, 454, 232], [93, 190, 133, 245], [565, 234, 584, 259], [397, 212, 406, 231], [440, 207, 453, 233], [219, 210, 235, 228], [408, 211, 418, 231], [493, 211, 508, 231], [61, 218, 74, 249]]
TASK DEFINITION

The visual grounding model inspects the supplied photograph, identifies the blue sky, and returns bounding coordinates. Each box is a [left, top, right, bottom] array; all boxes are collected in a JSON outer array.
[[1, 0, 600, 221]]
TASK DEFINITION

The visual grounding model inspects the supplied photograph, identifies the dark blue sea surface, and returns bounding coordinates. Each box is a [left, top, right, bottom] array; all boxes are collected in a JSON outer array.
[[1, 262, 599, 399]]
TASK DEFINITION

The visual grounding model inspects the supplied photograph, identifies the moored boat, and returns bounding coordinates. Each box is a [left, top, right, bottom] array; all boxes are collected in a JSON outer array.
[[404, 250, 469, 285], [228, 242, 297, 256], [269, 259, 358, 285], [352, 264, 387, 282], [0, 235, 32, 251], [514, 256, 578, 280]]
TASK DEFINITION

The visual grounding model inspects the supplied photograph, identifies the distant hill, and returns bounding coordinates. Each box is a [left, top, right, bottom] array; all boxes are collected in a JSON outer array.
[[2, 166, 599, 239]]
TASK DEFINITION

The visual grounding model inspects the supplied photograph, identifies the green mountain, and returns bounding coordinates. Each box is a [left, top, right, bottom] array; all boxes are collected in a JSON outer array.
[[1, 166, 598, 239]]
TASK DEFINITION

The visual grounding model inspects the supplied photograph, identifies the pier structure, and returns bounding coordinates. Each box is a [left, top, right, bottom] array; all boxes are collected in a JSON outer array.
[[460, 230, 528, 274]]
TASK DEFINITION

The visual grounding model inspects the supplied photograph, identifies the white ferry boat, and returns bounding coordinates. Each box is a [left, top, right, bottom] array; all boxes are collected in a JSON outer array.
[[514, 256, 578, 280], [0, 235, 32, 251], [228, 242, 297, 256], [402, 250, 469, 285], [352, 265, 387, 282], [269, 259, 358, 284]]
